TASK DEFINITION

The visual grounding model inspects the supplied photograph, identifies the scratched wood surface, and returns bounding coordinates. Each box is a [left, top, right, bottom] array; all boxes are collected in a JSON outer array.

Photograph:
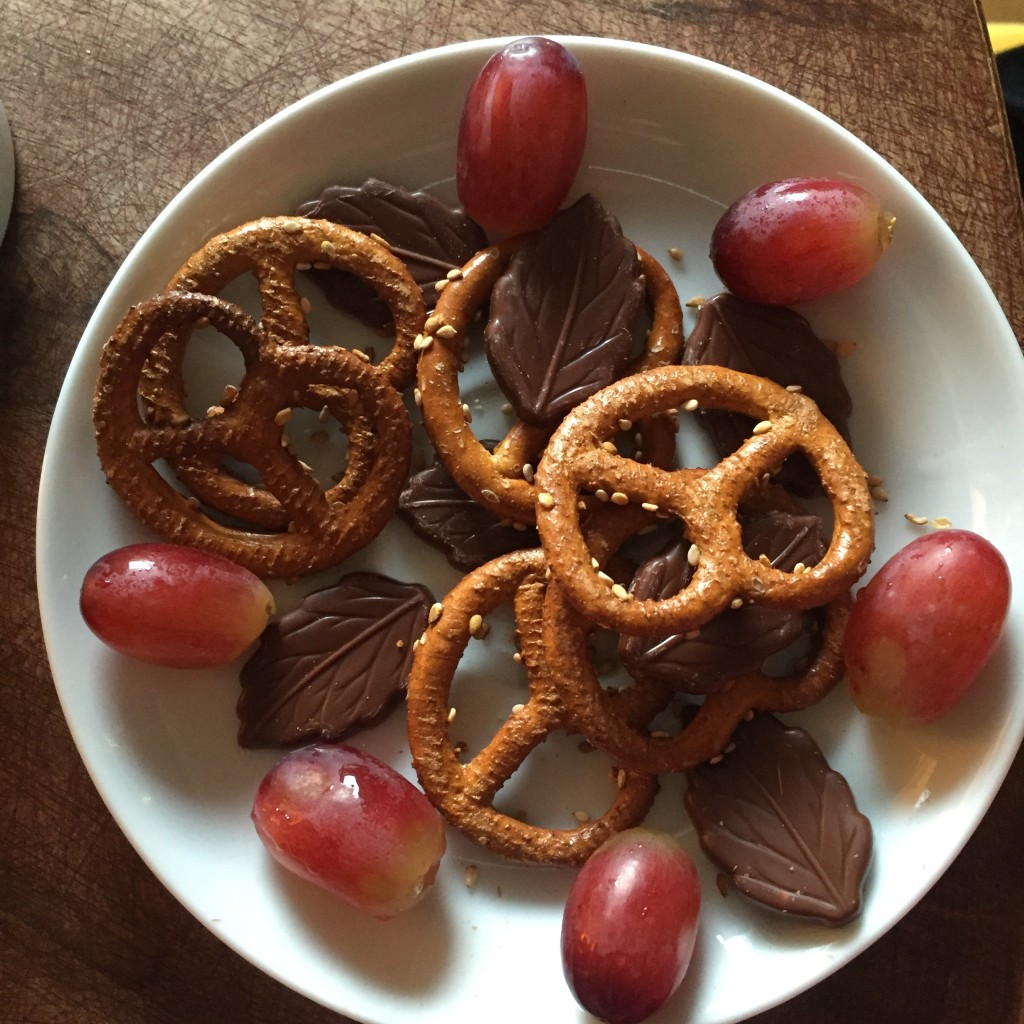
[[1, 2, 1022, 1022]]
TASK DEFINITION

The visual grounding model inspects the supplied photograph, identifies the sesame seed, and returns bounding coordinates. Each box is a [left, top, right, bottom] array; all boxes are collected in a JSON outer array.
[[462, 403, 472, 422], [730, 597, 744, 609], [280, 219, 304, 234], [511, 703, 525, 714], [685, 295, 704, 308], [464, 865, 479, 888], [436, 324, 457, 339], [709, 754, 724, 765], [601, 440, 618, 454], [871, 485, 889, 503], [597, 570, 614, 584], [687, 543, 700, 566], [469, 613, 484, 636], [413, 387, 422, 406], [447, 707, 457, 723], [618, 418, 633, 431], [537, 491, 555, 510], [668, 247, 683, 261], [610, 491, 629, 505], [320, 240, 338, 257], [300, 296, 312, 314], [428, 602, 443, 624], [434, 278, 448, 293], [206, 405, 225, 417], [395, 639, 405, 649], [595, 488, 609, 502], [792, 562, 806, 575], [501, 402, 514, 415], [611, 583, 631, 601], [785, 384, 803, 392], [932, 516, 953, 529], [752, 420, 772, 435], [905, 513, 929, 525], [522, 463, 535, 483], [413, 333, 433, 352], [616, 768, 627, 789], [446, 268, 463, 280], [368, 232, 391, 249], [481, 488, 498, 503], [683, 398, 699, 412], [274, 407, 292, 426]]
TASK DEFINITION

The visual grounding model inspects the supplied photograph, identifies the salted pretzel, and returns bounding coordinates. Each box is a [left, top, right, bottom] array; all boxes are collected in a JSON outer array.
[[93, 290, 411, 578], [544, 574, 851, 775], [534, 363, 874, 635], [405, 547, 659, 865], [415, 240, 684, 525], [137, 216, 425, 526]]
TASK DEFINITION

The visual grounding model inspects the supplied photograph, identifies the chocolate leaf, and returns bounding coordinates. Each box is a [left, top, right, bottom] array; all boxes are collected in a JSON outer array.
[[684, 714, 872, 926], [620, 511, 825, 692], [485, 193, 644, 426], [398, 451, 539, 571], [296, 178, 487, 323], [682, 293, 853, 495], [237, 571, 433, 747]]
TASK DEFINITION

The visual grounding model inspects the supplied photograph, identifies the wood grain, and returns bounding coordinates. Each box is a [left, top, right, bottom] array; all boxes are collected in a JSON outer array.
[[0, 2, 1021, 1023]]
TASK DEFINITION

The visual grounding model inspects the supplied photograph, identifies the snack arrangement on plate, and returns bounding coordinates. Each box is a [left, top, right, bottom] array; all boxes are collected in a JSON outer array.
[[78, 37, 1012, 1024]]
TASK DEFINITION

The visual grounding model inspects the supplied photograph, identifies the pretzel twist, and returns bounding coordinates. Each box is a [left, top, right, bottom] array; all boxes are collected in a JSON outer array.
[[416, 241, 684, 525], [136, 217, 424, 526], [405, 547, 659, 865], [94, 291, 411, 578], [535, 363, 874, 635]]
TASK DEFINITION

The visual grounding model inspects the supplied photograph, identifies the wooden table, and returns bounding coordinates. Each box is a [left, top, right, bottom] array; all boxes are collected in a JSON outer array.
[[2, 2, 1022, 1022]]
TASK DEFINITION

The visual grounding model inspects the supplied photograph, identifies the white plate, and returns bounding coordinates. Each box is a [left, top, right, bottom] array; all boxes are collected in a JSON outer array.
[[36, 37, 1024, 1024]]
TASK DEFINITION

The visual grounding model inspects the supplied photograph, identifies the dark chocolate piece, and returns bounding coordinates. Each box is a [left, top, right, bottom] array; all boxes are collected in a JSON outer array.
[[485, 193, 644, 427], [296, 178, 487, 324], [682, 293, 853, 494], [619, 510, 826, 692], [684, 713, 872, 926], [397, 448, 539, 571], [237, 571, 433, 747]]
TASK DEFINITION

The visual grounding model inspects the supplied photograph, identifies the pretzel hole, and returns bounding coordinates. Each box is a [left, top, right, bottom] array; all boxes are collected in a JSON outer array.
[[490, 730, 639, 831], [177, 321, 248, 420], [444, 602, 526, 763]]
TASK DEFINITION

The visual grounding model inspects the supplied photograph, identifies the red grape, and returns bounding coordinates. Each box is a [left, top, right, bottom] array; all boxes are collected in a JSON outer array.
[[561, 828, 701, 1024], [80, 542, 274, 668], [710, 177, 894, 305], [252, 743, 446, 918], [456, 36, 587, 236], [845, 529, 1011, 723]]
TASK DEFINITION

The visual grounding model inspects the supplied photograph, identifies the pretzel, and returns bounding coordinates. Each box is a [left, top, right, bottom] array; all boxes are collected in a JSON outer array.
[[137, 216, 425, 525], [416, 240, 684, 525], [405, 547, 659, 865], [534, 363, 874, 635], [543, 576, 852, 774], [93, 290, 411, 578]]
